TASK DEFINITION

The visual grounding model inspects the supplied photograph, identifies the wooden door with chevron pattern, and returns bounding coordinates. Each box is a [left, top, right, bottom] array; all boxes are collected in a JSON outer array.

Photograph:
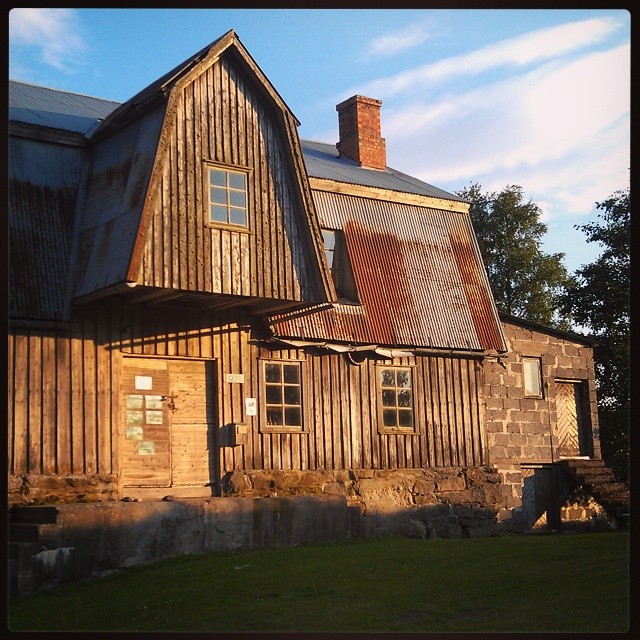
[[554, 381, 590, 458]]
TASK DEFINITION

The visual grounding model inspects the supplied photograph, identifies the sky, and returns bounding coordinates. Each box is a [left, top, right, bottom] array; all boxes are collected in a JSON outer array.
[[8, 7, 631, 274]]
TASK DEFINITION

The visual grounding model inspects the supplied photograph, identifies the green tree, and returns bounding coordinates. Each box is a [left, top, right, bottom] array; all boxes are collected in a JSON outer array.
[[457, 183, 572, 326], [562, 187, 630, 481]]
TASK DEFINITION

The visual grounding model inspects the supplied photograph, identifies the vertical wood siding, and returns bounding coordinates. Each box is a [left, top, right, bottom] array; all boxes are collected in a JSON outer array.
[[139, 54, 313, 303], [9, 300, 487, 484]]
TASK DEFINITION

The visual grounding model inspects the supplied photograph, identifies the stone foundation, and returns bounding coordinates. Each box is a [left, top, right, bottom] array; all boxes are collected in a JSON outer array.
[[8, 474, 119, 506], [222, 466, 505, 539]]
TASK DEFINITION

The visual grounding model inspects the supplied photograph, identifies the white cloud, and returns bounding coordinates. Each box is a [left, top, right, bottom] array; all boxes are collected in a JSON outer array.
[[385, 42, 629, 187], [364, 23, 430, 58], [346, 16, 623, 101], [9, 8, 87, 72]]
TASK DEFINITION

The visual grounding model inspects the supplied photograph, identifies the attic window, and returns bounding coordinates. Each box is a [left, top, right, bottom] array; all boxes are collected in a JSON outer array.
[[207, 166, 248, 227], [322, 228, 359, 303]]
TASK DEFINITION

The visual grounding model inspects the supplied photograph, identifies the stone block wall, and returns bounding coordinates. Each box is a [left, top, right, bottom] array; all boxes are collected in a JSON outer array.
[[484, 318, 601, 528]]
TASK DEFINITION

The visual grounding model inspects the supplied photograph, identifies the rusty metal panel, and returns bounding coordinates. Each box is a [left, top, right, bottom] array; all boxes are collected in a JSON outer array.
[[74, 105, 166, 298], [8, 135, 87, 319], [272, 190, 505, 352]]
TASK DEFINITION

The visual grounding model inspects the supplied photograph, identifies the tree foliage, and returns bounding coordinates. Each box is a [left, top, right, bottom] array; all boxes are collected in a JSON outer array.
[[457, 183, 571, 326], [562, 187, 630, 481]]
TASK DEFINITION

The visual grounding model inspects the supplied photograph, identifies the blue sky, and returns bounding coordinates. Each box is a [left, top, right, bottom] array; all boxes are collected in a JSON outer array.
[[8, 8, 630, 273]]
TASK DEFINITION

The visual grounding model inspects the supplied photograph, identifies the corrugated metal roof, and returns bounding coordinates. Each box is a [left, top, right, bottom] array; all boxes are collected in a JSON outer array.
[[270, 190, 506, 352], [9, 80, 120, 135], [9, 135, 87, 319], [300, 140, 466, 203]]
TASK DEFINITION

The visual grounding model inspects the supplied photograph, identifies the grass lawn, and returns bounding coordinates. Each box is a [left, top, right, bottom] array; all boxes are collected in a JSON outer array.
[[8, 531, 629, 633]]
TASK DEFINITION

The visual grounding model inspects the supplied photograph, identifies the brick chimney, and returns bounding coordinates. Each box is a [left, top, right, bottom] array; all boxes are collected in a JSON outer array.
[[336, 95, 386, 170]]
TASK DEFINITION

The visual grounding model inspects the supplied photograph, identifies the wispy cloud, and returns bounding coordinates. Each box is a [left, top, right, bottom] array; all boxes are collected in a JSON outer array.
[[363, 23, 430, 59], [386, 42, 629, 185], [9, 8, 87, 72], [347, 17, 623, 100]]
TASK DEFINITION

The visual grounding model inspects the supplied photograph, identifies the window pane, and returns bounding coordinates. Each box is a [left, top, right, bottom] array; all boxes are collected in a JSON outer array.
[[284, 407, 301, 427], [209, 169, 226, 187], [397, 370, 411, 388], [210, 205, 228, 223], [284, 386, 300, 405], [228, 172, 246, 190], [265, 385, 282, 404], [398, 389, 412, 407], [266, 407, 283, 426], [382, 389, 396, 407], [210, 186, 227, 204], [398, 409, 413, 428], [381, 369, 395, 387], [523, 359, 541, 396], [283, 364, 300, 384], [229, 207, 247, 226], [229, 190, 246, 207], [322, 229, 335, 250], [265, 363, 281, 383], [383, 409, 397, 428]]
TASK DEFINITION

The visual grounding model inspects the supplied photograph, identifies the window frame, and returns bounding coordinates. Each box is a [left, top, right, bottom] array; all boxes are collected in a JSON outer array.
[[259, 358, 307, 433], [376, 365, 416, 433], [522, 356, 543, 398], [204, 162, 251, 230]]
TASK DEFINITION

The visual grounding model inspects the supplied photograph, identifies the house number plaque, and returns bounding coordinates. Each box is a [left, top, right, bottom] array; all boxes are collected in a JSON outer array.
[[225, 373, 244, 384]]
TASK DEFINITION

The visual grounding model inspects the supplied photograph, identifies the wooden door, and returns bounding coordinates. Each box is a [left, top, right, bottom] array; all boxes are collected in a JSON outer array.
[[122, 358, 217, 489], [168, 360, 215, 486], [555, 381, 588, 458], [122, 359, 171, 487]]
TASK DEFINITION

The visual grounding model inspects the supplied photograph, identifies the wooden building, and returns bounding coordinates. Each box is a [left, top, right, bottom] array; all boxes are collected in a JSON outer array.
[[8, 31, 617, 532]]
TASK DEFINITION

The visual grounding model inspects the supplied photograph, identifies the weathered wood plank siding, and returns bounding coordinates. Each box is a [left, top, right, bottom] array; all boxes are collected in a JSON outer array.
[[8, 315, 117, 477], [138, 54, 312, 303], [9, 299, 486, 484]]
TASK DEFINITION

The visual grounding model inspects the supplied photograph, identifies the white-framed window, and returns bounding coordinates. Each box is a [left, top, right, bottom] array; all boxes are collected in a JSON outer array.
[[378, 366, 414, 431], [523, 357, 543, 397], [207, 165, 248, 227], [261, 360, 304, 431]]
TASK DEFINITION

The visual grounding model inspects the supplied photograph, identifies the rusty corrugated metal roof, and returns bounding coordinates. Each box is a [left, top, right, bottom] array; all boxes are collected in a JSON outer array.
[[270, 190, 506, 352]]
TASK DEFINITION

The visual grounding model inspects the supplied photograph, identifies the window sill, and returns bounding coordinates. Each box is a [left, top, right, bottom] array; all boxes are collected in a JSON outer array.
[[261, 427, 308, 435], [378, 428, 418, 435]]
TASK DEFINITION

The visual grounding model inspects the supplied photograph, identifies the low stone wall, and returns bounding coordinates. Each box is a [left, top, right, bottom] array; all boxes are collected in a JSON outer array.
[[222, 466, 505, 539]]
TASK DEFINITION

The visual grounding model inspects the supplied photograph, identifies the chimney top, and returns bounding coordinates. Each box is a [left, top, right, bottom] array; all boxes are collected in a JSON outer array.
[[336, 95, 386, 170]]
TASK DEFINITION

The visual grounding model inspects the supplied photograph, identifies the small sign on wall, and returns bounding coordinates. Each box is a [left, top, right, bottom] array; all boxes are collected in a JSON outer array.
[[245, 397, 257, 416], [135, 375, 153, 390], [225, 373, 244, 384]]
